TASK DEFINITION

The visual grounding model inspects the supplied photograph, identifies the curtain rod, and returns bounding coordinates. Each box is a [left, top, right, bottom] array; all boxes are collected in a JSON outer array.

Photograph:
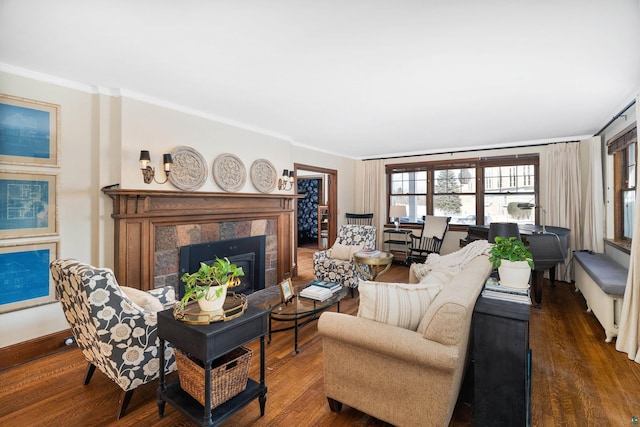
[[594, 99, 636, 136], [363, 140, 578, 161]]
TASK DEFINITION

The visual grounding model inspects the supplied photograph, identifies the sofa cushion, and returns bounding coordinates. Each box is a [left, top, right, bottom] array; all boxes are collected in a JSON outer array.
[[329, 243, 364, 260], [120, 286, 164, 312], [417, 255, 492, 344], [573, 251, 627, 296], [419, 269, 454, 287], [357, 280, 442, 331]]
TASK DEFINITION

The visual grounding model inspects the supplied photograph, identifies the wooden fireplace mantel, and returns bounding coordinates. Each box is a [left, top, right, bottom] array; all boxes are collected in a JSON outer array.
[[103, 189, 302, 291]]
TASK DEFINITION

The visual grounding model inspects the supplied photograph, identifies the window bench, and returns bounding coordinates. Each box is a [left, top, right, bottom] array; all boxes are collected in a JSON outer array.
[[573, 251, 628, 343]]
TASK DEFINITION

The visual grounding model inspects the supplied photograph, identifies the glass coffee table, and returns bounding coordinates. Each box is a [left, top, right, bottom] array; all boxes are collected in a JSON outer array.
[[262, 284, 349, 353]]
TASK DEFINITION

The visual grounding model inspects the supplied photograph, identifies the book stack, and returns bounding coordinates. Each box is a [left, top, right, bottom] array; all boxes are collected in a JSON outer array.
[[481, 280, 531, 305], [300, 285, 334, 301], [356, 248, 381, 258], [310, 280, 341, 294]]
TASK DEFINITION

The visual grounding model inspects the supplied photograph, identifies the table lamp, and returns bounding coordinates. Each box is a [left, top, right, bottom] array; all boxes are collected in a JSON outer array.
[[389, 205, 408, 230]]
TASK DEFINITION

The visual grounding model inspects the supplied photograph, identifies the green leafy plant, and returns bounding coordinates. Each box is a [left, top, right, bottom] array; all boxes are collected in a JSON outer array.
[[179, 258, 244, 309], [488, 236, 534, 269]]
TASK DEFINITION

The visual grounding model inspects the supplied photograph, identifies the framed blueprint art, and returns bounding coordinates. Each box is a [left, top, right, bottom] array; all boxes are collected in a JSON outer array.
[[0, 171, 57, 239], [0, 94, 60, 167], [0, 241, 58, 313]]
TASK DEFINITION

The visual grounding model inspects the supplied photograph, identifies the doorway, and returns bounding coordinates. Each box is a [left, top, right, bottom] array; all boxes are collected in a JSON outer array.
[[293, 163, 338, 276]]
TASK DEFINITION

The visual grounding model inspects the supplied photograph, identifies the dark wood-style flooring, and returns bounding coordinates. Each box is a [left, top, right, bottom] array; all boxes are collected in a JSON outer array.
[[1, 247, 639, 426]]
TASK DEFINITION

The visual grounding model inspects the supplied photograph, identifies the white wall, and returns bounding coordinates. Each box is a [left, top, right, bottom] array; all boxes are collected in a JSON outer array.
[[292, 144, 358, 221], [0, 70, 357, 348], [0, 71, 97, 347]]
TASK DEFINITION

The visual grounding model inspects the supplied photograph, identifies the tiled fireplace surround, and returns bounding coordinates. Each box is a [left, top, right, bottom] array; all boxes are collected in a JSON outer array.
[[154, 219, 277, 289], [103, 189, 297, 292]]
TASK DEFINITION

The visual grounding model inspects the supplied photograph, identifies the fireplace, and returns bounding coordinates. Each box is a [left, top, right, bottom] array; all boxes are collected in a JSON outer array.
[[103, 189, 297, 292], [179, 235, 266, 297]]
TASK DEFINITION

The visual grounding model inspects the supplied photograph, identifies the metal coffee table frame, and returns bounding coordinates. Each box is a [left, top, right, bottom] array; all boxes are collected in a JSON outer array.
[[267, 286, 349, 353]]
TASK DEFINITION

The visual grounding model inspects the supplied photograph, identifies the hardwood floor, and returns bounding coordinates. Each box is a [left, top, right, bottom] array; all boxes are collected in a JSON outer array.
[[1, 247, 639, 426]]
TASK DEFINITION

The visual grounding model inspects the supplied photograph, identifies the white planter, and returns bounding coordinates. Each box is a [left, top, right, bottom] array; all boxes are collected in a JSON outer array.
[[197, 285, 228, 312], [498, 260, 531, 289]]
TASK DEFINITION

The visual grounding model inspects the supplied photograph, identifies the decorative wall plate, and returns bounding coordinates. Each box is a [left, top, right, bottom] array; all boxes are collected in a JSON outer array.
[[168, 146, 207, 190], [213, 153, 246, 192], [250, 159, 277, 193]]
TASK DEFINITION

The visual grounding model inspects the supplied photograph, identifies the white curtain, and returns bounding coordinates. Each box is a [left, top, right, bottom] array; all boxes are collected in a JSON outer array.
[[363, 159, 385, 248], [616, 182, 640, 362], [581, 136, 605, 252], [616, 96, 640, 363], [541, 142, 582, 281]]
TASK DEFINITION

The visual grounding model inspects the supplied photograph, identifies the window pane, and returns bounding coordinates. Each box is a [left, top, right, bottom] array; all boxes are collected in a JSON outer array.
[[624, 189, 635, 239], [485, 165, 535, 193], [484, 194, 536, 224], [390, 171, 426, 195], [435, 195, 477, 224], [434, 168, 476, 193], [390, 195, 425, 223]]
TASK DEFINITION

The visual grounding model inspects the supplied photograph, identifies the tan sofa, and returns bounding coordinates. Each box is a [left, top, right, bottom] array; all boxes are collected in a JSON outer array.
[[317, 255, 492, 427]]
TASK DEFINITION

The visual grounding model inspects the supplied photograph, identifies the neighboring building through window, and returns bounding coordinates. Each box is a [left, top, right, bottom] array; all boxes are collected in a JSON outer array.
[[386, 155, 539, 226]]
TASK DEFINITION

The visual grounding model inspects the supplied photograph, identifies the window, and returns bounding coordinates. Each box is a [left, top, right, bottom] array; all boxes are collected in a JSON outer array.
[[389, 170, 427, 223], [484, 165, 536, 225], [609, 126, 637, 240], [433, 168, 476, 224], [386, 155, 539, 226]]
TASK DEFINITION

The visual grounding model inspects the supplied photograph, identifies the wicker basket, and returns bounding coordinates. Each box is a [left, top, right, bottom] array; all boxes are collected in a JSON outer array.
[[175, 346, 252, 408]]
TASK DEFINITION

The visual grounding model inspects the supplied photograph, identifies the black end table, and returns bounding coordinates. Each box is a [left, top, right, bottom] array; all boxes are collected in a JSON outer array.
[[157, 305, 268, 426]]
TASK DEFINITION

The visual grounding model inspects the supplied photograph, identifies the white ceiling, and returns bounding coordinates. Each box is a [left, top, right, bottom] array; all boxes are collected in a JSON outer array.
[[1, 0, 639, 159]]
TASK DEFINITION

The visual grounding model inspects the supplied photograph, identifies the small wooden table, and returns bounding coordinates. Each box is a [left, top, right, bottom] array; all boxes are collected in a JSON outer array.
[[157, 305, 268, 426], [353, 252, 394, 280]]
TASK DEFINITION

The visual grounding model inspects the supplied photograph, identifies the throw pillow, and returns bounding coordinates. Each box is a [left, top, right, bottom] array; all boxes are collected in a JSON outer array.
[[329, 243, 364, 260], [418, 269, 453, 288], [120, 286, 164, 312], [357, 281, 443, 331]]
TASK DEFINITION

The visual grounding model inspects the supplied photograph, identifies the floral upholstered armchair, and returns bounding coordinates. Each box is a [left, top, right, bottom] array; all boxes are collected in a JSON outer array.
[[50, 259, 176, 419], [313, 224, 377, 290]]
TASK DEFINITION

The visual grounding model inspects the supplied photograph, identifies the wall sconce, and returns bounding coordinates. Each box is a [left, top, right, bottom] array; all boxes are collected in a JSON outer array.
[[278, 169, 295, 190], [139, 150, 173, 184]]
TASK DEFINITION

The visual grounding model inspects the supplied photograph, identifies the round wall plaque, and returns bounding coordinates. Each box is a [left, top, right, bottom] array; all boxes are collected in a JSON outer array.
[[212, 153, 246, 192], [250, 159, 277, 193], [168, 146, 207, 190]]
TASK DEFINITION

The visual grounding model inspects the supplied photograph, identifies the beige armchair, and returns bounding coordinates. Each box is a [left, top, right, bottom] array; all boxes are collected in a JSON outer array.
[[318, 255, 492, 427]]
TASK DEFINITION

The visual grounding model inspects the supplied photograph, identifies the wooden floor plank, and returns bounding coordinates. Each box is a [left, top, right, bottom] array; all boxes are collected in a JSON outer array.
[[1, 247, 640, 426]]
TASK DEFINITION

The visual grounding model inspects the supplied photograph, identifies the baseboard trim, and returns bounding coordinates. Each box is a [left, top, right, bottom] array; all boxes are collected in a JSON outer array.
[[0, 329, 73, 371]]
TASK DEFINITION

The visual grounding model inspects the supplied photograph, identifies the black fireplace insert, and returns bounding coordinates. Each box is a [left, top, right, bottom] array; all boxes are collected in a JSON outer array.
[[179, 235, 266, 297]]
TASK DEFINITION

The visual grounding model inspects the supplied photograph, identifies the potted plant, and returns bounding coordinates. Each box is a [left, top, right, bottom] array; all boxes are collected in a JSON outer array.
[[179, 258, 244, 312], [488, 236, 534, 289]]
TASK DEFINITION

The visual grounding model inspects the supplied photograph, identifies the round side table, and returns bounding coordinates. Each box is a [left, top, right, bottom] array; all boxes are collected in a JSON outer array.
[[353, 252, 394, 281]]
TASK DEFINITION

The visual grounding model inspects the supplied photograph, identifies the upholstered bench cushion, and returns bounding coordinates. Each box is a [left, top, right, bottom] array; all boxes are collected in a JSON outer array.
[[573, 252, 627, 296]]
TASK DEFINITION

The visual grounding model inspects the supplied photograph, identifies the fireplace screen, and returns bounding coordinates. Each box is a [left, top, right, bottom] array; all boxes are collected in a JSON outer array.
[[179, 236, 266, 297]]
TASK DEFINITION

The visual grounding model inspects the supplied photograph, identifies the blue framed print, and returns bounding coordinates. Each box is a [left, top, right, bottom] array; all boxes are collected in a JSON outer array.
[[0, 94, 59, 166], [0, 241, 58, 313], [0, 171, 57, 239]]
